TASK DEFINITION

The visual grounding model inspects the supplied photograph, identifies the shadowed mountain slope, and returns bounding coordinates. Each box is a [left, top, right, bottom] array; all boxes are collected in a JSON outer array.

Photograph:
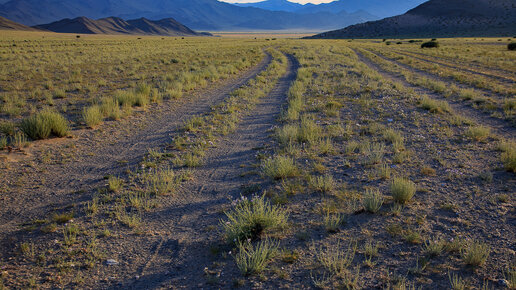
[[0, 15, 41, 30], [35, 16, 210, 36], [309, 0, 516, 39]]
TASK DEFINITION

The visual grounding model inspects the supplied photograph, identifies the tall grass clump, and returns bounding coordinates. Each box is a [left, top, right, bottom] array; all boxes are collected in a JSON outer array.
[[462, 241, 490, 267], [143, 167, 177, 196], [419, 96, 450, 113], [314, 241, 357, 276], [235, 239, 279, 276], [298, 116, 322, 144], [222, 196, 288, 243], [501, 145, 516, 172], [82, 105, 103, 128], [363, 188, 384, 213], [261, 155, 298, 180], [276, 124, 299, 145], [21, 109, 69, 140], [466, 125, 490, 141], [390, 177, 416, 204]]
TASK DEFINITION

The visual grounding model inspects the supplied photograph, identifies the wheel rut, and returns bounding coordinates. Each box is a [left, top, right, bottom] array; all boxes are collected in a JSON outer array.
[[391, 49, 516, 84], [0, 53, 272, 245], [362, 48, 510, 98], [353, 49, 516, 140], [125, 53, 300, 289]]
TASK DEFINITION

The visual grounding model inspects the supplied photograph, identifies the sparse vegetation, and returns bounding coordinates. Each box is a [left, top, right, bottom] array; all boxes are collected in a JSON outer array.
[[235, 239, 279, 276], [222, 196, 288, 243], [1, 35, 513, 289], [390, 177, 416, 204], [20, 109, 69, 140]]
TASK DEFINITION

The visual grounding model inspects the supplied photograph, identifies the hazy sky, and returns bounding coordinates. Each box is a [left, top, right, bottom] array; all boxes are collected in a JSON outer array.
[[221, 0, 336, 4]]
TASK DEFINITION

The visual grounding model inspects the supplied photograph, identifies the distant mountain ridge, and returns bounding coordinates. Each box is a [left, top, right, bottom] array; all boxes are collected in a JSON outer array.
[[309, 0, 516, 39], [0, 0, 380, 31], [35, 16, 210, 36], [236, 0, 426, 18], [0, 15, 40, 30]]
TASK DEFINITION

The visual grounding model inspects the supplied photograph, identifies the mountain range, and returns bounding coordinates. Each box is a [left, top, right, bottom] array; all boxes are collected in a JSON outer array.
[[310, 0, 516, 39], [35, 16, 211, 36], [0, 0, 383, 31], [236, 0, 426, 18]]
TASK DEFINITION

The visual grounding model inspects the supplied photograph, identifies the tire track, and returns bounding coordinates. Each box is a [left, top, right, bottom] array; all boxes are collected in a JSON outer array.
[[392, 49, 516, 84], [0, 52, 273, 242], [353, 49, 515, 140], [362, 48, 511, 98], [126, 53, 300, 289]]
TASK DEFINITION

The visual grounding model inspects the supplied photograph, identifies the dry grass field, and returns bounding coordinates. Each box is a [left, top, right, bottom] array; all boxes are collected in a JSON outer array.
[[0, 32, 514, 289]]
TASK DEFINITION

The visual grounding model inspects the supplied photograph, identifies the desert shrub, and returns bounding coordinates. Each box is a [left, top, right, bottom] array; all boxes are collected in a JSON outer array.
[[466, 125, 490, 141], [0, 121, 15, 136], [363, 188, 384, 213], [462, 241, 490, 267], [508, 42, 516, 51], [21, 109, 69, 140], [421, 41, 439, 48], [82, 105, 103, 128], [276, 124, 299, 145], [501, 146, 516, 172], [298, 117, 322, 144], [261, 155, 298, 180], [314, 241, 357, 276], [309, 174, 336, 193], [222, 196, 288, 243], [235, 239, 279, 275], [100, 97, 121, 120], [390, 177, 416, 204]]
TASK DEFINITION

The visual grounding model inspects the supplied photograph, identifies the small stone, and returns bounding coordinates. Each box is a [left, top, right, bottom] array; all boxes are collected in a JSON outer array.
[[106, 259, 119, 266]]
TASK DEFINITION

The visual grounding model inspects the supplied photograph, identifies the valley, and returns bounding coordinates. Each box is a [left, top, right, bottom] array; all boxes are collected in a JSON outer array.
[[0, 31, 514, 288]]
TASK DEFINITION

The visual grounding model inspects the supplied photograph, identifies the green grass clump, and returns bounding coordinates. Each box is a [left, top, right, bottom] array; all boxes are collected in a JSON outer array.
[[309, 175, 336, 193], [108, 176, 123, 192], [235, 239, 279, 276], [82, 105, 103, 128], [390, 177, 416, 204], [419, 96, 450, 114], [383, 129, 404, 144], [21, 109, 69, 140], [144, 167, 177, 195], [276, 124, 299, 145], [298, 117, 322, 144], [462, 241, 490, 267], [501, 146, 516, 172], [363, 188, 384, 213], [261, 155, 298, 180], [222, 196, 288, 243], [314, 241, 357, 276], [466, 125, 490, 141]]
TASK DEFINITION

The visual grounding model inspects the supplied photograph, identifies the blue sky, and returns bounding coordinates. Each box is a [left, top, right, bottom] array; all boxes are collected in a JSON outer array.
[[221, 0, 335, 4]]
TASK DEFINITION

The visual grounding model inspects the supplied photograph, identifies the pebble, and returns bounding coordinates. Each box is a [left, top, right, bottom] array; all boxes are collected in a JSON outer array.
[[106, 259, 119, 266]]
